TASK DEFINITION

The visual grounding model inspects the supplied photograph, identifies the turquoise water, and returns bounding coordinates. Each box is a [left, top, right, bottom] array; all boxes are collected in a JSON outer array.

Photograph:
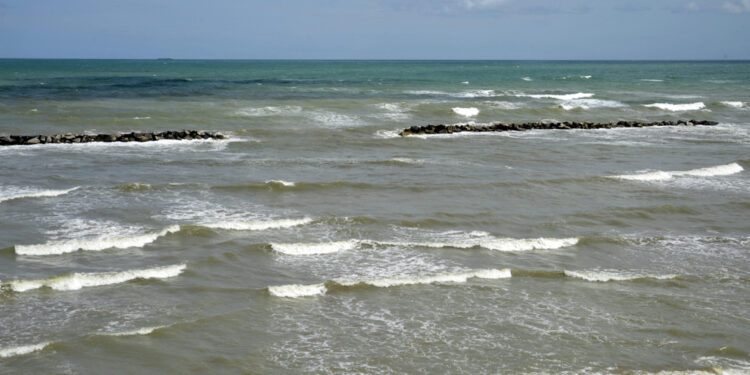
[[0, 60, 749, 374]]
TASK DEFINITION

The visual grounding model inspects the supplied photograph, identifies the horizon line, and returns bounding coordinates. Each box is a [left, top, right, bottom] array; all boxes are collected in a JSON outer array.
[[1, 57, 750, 62]]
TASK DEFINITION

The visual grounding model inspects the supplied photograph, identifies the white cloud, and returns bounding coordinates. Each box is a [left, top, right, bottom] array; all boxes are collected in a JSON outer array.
[[462, 0, 510, 9], [722, 0, 750, 13]]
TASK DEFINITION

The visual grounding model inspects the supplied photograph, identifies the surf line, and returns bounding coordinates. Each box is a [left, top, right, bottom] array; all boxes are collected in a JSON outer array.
[[399, 120, 718, 136]]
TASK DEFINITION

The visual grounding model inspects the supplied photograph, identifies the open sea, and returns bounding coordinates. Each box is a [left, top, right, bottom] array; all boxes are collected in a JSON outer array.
[[0, 59, 749, 374]]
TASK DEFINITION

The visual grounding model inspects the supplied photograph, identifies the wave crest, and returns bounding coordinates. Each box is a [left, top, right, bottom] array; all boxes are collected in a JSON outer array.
[[564, 270, 677, 282], [0, 342, 50, 358], [271, 240, 359, 255], [0, 187, 78, 204], [644, 102, 706, 111], [3, 264, 186, 292], [199, 217, 312, 231], [613, 162, 743, 182], [14, 225, 180, 256]]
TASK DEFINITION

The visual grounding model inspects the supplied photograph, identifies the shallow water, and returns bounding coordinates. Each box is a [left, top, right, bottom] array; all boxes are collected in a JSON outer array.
[[1, 60, 749, 374]]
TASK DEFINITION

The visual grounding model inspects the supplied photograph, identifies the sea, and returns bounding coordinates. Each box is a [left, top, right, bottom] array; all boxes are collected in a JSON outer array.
[[0, 60, 748, 374]]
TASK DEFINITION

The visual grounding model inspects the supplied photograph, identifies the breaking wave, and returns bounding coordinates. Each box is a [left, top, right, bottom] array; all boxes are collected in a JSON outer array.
[[516, 92, 594, 101], [563, 270, 677, 282], [2, 264, 186, 292], [452, 107, 480, 117], [0, 342, 50, 358], [644, 102, 706, 111], [265, 180, 296, 187], [613, 162, 743, 182], [14, 225, 181, 256], [271, 240, 359, 255], [0, 187, 78, 204], [99, 325, 167, 337], [268, 268, 511, 298], [381, 236, 579, 252], [199, 217, 312, 231]]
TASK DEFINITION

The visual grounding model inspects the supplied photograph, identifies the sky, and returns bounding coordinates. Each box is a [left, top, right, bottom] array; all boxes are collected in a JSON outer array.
[[0, 0, 749, 59]]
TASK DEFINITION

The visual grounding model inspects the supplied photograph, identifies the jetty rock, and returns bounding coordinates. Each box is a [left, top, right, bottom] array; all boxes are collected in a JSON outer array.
[[0, 130, 227, 146], [399, 120, 719, 136]]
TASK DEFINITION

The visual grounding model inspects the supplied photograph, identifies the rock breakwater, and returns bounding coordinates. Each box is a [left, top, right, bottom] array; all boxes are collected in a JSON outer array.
[[0, 130, 227, 146], [399, 120, 719, 136]]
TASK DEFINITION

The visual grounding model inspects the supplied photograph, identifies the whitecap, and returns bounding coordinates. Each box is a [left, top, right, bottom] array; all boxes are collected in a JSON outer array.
[[14, 225, 180, 256], [337, 268, 512, 288], [132, 116, 151, 120], [644, 102, 705, 111], [453, 90, 495, 98], [271, 240, 359, 255], [564, 270, 677, 282], [200, 217, 312, 231], [581, 75, 592, 79], [0, 342, 50, 358], [265, 180, 295, 187], [0, 187, 78, 204], [613, 162, 743, 182], [382, 236, 578, 252], [390, 157, 425, 165], [452, 107, 480, 117], [560, 99, 627, 111], [404, 90, 447, 96], [3, 264, 186, 292], [640, 79, 664, 82], [461, 81, 470, 85], [268, 283, 326, 298], [100, 325, 166, 336]]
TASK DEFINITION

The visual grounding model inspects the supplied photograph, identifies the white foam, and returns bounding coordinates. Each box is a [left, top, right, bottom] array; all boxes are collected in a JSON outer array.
[[15, 225, 180, 256], [613, 162, 743, 182], [404, 90, 447, 96], [452, 107, 480, 117], [309, 112, 361, 127], [0, 187, 78, 204], [581, 75, 592, 79], [641, 79, 664, 82], [0, 342, 50, 358], [720, 101, 745, 108], [4, 264, 186, 292], [200, 217, 312, 231], [268, 283, 326, 298], [461, 81, 470, 84], [485, 101, 520, 110], [517, 92, 595, 101], [644, 102, 706, 111], [564, 270, 677, 282], [271, 240, 359, 255], [390, 157, 425, 165], [101, 326, 166, 336], [521, 77, 532, 81], [234, 106, 302, 117], [132, 116, 151, 120], [265, 180, 296, 187], [560, 99, 627, 111]]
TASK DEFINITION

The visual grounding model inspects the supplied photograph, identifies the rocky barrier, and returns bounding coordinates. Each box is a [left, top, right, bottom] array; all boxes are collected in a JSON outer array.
[[399, 120, 719, 136], [0, 130, 227, 146]]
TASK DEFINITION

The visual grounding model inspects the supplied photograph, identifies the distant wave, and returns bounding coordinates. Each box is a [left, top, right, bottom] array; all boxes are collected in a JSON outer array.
[[521, 77, 533, 81], [0, 342, 50, 358], [2, 264, 186, 292], [563, 270, 677, 282], [132, 116, 151, 120], [515, 92, 594, 101], [640, 79, 664, 82], [271, 240, 359, 255], [14, 225, 180, 256], [612, 162, 743, 182], [452, 107, 479, 117], [0, 187, 78, 204], [268, 268, 511, 298], [404, 90, 496, 98], [198, 217, 312, 231], [644, 102, 706, 111], [234, 105, 302, 117]]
